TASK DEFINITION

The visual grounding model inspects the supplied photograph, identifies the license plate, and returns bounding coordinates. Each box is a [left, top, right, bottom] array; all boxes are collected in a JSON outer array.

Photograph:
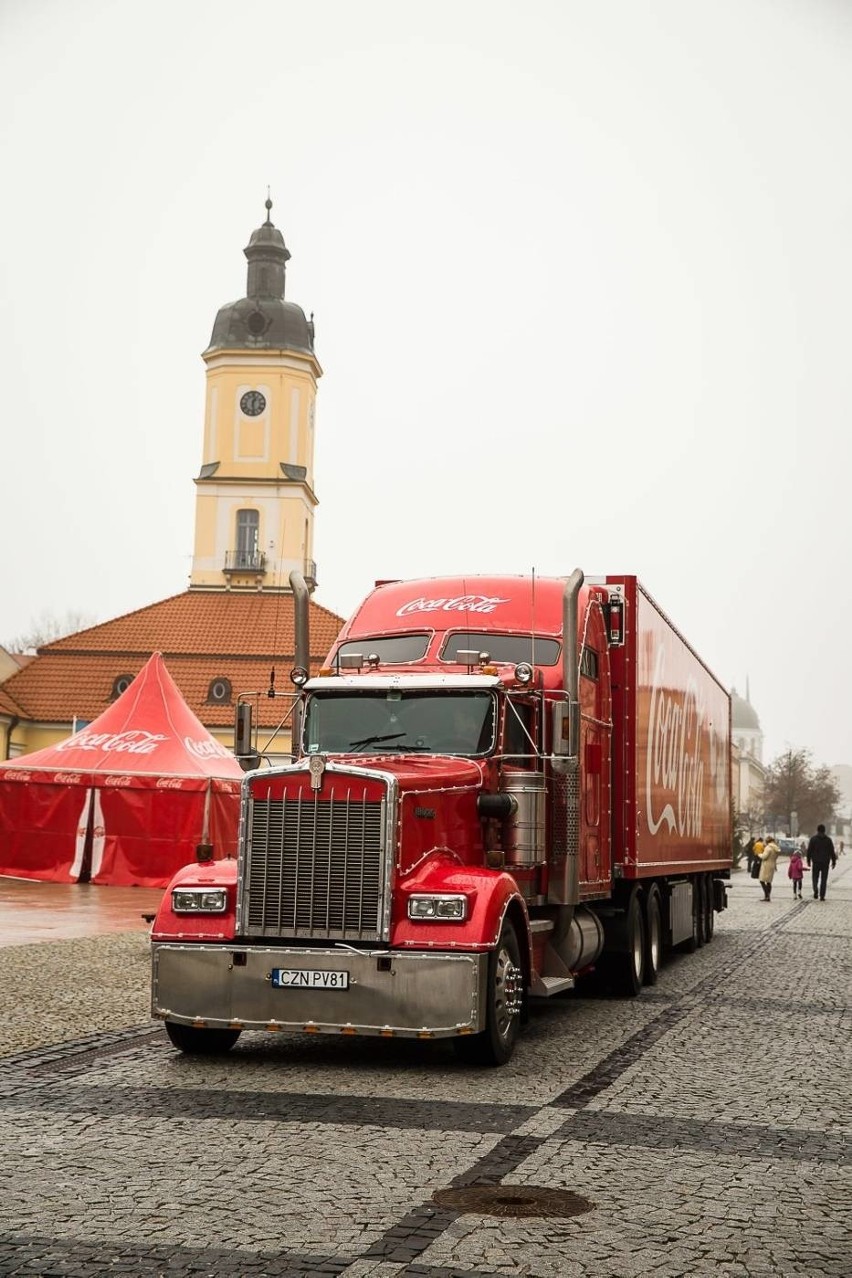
[[271, 968, 350, 990]]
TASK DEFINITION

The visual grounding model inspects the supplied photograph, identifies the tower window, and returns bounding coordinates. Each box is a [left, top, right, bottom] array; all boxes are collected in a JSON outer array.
[[247, 310, 267, 336], [235, 510, 260, 568], [206, 677, 232, 705]]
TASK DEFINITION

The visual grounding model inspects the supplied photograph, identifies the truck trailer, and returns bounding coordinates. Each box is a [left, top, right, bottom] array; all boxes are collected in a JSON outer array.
[[151, 570, 732, 1065]]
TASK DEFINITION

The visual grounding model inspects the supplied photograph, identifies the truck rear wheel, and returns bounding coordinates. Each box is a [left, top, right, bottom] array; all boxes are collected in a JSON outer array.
[[454, 920, 523, 1066], [616, 891, 646, 996], [165, 1022, 242, 1055], [643, 885, 662, 985]]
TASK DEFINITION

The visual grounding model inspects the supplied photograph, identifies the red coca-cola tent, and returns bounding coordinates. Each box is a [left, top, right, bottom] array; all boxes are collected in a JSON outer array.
[[0, 653, 244, 887]]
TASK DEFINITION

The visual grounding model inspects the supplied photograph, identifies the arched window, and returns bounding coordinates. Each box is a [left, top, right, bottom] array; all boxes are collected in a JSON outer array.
[[236, 510, 260, 568], [206, 677, 232, 705], [110, 673, 134, 701]]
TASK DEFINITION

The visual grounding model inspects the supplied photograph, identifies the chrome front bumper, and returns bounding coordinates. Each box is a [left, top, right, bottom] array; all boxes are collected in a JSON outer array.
[[152, 943, 487, 1038]]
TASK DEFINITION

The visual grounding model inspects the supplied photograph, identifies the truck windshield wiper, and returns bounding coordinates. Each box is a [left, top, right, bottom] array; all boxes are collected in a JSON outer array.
[[347, 732, 407, 749]]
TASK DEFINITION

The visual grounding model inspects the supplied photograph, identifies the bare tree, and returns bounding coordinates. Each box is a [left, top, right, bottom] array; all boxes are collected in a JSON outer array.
[[3, 610, 96, 654], [761, 748, 841, 836]]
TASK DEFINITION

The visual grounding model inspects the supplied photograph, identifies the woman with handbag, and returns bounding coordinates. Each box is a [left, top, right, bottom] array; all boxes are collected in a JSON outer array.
[[750, 836, 765, 880], [757, 836, 780, 901]]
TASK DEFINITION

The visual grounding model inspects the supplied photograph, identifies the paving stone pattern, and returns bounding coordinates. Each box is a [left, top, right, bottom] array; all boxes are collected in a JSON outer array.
[[1, 863, 850, 1277]]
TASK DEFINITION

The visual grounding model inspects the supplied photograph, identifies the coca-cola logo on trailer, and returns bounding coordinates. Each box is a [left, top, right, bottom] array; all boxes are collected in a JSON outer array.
[[396, 595, 509, 617], [645, 643, 707, 838], [58, 730, 167, 755]]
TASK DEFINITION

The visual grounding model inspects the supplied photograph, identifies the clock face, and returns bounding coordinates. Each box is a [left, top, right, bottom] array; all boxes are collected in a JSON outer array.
[[240, 390, 266, 417]]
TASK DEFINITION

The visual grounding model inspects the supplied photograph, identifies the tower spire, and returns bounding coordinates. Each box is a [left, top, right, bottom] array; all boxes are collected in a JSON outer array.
[[244, 194, 290, 299]]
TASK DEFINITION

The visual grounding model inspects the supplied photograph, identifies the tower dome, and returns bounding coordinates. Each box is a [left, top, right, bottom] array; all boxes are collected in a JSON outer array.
[[206, 199, 316, 356], [731, 688, 760, 732]]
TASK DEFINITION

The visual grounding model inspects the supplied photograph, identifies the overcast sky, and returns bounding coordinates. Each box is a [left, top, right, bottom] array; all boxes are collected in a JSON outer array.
[[1, 0, 850, 771]]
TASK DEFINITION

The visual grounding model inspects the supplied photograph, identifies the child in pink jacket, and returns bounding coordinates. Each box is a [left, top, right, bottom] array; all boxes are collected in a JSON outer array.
[[788, 848, 805, 898]]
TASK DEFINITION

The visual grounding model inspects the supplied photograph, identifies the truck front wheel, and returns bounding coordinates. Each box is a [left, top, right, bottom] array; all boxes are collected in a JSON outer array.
[[454, 920, 523, 1066], [165, 1022, 242, 1055]]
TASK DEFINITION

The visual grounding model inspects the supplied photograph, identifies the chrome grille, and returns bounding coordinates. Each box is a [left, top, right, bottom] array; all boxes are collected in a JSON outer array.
[[243, 787, 386, 940]]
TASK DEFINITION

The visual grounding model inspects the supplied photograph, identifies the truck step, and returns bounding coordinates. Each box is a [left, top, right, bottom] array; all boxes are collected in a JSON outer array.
[[529, 974, 575, 998], [529, 919, 555, 934]]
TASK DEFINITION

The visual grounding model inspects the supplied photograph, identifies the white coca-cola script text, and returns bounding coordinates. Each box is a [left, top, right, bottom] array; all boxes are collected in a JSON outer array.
[[396, 595, 509, 617]]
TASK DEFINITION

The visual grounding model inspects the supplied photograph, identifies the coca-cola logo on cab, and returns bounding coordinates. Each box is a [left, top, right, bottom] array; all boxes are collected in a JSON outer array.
[[58, 730, 167, 755], [396, 595, 509, 617]]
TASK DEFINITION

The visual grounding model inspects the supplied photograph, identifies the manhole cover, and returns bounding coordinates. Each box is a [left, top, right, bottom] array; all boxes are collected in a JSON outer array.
[[432, 1184, 593, 1219]]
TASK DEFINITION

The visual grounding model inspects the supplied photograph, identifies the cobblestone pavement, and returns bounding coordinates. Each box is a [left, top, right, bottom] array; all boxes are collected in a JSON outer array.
[[1, 862, 850, 1277]]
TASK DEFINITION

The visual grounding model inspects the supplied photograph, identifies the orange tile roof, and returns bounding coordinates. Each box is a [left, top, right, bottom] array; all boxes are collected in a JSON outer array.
[[0, 590, 345, 731]]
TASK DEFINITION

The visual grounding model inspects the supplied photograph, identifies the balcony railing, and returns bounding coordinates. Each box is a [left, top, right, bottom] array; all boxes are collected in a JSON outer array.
[[223, 550, 266, 574]]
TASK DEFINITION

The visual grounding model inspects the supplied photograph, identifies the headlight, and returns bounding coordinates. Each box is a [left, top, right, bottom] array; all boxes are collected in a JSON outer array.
[[407, 893, 467, 922], [171, 888, 228, 914]]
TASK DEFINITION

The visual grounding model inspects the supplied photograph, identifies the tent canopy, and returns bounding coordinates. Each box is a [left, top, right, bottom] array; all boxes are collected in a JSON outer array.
[[7, 651, 244, 781], [0, 653, 244, 886]]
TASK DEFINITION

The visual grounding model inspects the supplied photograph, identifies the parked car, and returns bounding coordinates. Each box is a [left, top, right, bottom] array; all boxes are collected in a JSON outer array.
[[777, 838, 798, 856]]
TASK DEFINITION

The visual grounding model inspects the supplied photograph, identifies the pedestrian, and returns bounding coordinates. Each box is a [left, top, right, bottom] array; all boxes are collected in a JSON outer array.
[[751, 834, 765, 879], [806, 824, 837, 901], [757, 836, 780, 901], [787, 846, 805, 898], [745, 836, 756, 874]]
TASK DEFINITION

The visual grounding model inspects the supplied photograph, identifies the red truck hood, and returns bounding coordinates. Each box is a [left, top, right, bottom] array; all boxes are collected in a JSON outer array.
[[320, 752, 485, 791]]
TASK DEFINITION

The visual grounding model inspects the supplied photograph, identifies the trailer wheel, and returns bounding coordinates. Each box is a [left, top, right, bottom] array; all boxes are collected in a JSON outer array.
[[454, 920, 523, 1066], [165, 1022, 242, 1055], [643, 885, 663, 985], [703, 875, 715, 942]]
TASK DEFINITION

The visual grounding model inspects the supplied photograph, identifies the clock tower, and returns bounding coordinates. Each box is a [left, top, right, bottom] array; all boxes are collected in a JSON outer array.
[[189, 199, 322, 593]]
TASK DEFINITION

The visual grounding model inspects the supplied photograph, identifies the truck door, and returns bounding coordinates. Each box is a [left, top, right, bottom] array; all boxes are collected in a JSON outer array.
[[579, 603, 612, 895]]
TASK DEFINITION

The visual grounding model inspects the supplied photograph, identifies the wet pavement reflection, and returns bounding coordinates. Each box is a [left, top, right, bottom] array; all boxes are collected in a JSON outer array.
[[0, 877, 164, 947]]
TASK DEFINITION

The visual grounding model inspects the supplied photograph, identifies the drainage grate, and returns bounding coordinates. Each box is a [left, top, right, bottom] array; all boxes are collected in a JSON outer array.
[[432, 1184, 594, 1219]]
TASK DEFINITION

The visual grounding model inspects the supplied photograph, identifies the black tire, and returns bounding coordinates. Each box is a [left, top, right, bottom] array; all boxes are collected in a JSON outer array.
[[454, 920, 523, 1066], [703, 875, 715, 943], [619, 891, 646, 996], [598, 891, 646, 997], [643, 885, 663, 986], [165, 1021, 242, 1055]]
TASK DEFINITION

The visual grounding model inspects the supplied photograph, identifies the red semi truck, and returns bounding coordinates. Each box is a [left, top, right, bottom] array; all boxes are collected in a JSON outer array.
[[151, 570, 732, 1065]]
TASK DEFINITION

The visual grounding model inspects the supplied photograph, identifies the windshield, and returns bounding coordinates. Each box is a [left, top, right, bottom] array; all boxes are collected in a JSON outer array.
[[441, 632, 560, 665], [303, 691, 495, 756], [334, 634, 429, 664]]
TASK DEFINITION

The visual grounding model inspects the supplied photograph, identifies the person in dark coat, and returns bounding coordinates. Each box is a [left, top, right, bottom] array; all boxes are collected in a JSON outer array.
[[745, 836, 757, 874], [806, 824, 837, 901]]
